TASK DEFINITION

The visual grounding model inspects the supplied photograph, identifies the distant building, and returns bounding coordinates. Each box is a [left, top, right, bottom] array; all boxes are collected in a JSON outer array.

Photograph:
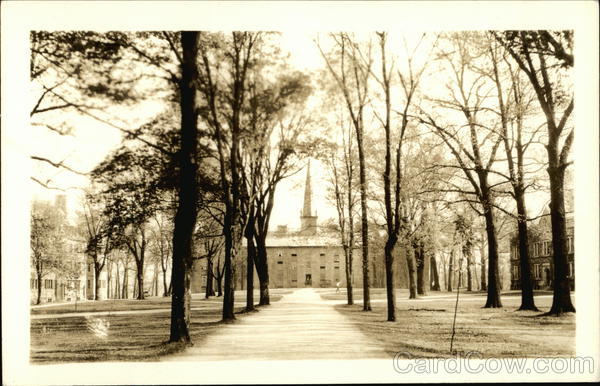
[[190, 161, 416, 292], [510, 208, 574, 291], [85, 256, 109, 300], [30, 195, 88, 304]]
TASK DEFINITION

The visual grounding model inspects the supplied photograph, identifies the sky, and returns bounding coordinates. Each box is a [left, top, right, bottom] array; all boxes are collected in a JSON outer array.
[[28, 32, 339, 227], [29, 31, 557, 226]]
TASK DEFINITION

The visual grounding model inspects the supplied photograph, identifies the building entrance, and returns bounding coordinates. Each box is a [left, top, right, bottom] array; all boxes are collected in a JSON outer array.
[[305, 274, 312, 286]]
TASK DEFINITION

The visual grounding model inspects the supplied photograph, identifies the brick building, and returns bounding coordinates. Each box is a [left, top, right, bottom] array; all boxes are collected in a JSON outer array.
[[510, 208, 575, 291], [30, 195, 88, 304]]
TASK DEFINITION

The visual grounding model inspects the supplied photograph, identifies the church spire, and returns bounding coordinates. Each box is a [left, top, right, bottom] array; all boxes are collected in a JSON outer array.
[[302, 159, 313, 217]]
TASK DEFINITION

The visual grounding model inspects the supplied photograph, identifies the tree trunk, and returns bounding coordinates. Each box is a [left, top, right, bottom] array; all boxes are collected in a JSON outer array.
[[416, 242, 429, 296], [216, 272, 223, 297], [430, 254, 441, 291], [480, 244, 487, 292], [122, 266, 128, 299], [205, 257, 215, 298], [245, 234, 256, 312], [464, 246, 473, 292], [36, 270, 42, 305], [483, 201, 502, 308], [406, 244, 417, 299], [115, 263, 120, 299], [515, 189, 538, 310], [94, 262, 101, 301], [169, 31, 200, 344], [222, 215, 237, 321], [547, 166, 575, 314], [136, 260, 145, 300], [344, 245, 354, 305], [255, 235, 270, 306], [447, 250, 453, 292], [384, 239, 396, 321], [107, 261, 112, 299], [162, 263, 169, 297], [355, 126, 371, 311]]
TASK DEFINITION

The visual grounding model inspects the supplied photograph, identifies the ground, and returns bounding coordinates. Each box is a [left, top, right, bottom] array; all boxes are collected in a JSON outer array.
[[30, 288, 575, 363], [30, 290, 289, 363], [319, 288, 575, 358]]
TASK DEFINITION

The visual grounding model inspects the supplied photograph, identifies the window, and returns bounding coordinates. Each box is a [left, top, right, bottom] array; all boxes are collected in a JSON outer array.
[[534, 264, 540, 279], [512, 266, 520, 281], [567, 237, 574, 253], [320, 266, 326, 269], [30, 279, 37, 289], [334, 266, 340, 269], [277, 261, 283, 264], [319, 253, 325, 256], [44, 279, 54, 289], [87, 280, 91, 289], [201, 275, 207, 285], [545, 241, 553, 256], [291, 253, 297, 257], [568, 262, 574, 277]]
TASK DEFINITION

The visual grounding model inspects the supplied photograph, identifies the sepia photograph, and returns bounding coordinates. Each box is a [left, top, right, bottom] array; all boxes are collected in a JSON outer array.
[[2, 1, 599, 384]]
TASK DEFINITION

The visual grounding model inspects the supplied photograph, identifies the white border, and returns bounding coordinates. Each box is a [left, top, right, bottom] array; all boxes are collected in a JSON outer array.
[[2, 1, 598, 384]]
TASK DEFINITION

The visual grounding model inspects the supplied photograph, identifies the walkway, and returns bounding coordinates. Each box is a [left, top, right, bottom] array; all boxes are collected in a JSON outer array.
[[163, 288, 389, 361]]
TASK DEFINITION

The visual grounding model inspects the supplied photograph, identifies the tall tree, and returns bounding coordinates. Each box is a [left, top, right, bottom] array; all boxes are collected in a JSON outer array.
[[373, 32, 432, 318], [420, 32, 504, 308], [196, 32, 263, 320], [319, 33, 373, 311], [479, 37, 544, 310], [168, 31, 201, 342], [322, 117, 358, 306], [150, 212, 173, 297], [494, 31, 575, 314], [79, 192, 115, 300]]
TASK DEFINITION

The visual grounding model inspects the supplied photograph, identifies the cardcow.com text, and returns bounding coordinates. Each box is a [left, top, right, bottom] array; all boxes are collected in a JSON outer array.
[[393, 352, 595, 375]]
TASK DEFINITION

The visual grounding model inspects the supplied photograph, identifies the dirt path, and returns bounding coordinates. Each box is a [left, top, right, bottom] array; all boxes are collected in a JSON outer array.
[[163, 288, 389, 361]]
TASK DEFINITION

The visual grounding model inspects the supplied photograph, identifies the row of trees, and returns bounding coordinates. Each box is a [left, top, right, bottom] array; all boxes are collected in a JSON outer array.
[[316, 30, 574, 320], [31, 30, 574, 348], [31, 31, 316, 343]]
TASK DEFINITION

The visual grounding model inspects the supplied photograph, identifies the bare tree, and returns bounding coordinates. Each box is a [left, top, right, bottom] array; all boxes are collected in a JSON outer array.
[[322, 113, 359, 305], [420, 32, 504, 308], [319, 33, 373, 311], [494, 31, 575, 314]]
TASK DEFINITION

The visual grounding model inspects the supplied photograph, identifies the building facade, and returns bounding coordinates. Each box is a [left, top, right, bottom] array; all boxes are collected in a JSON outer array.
[[510, 211, 575, 290], [191, 161, 412, 293], [30, 195, 88, 304]]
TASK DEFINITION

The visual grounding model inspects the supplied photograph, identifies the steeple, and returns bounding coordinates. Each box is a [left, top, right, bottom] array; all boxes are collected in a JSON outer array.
[[302, 160, 313, 217], [300, 159, 318, 236]]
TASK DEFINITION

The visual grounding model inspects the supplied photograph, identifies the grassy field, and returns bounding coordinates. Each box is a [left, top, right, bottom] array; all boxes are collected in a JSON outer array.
[[318, 288, 575, 358], [30, 290, 287, 363], [31, 291, 288, 315]]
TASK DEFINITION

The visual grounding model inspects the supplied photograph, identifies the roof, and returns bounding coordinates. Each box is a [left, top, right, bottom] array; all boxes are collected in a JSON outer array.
[[264, 234, 342, 248]]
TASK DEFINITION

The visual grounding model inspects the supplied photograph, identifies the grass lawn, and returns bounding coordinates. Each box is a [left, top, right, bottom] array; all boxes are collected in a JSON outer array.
[[319, 288, 575, 358], [30, 290, 287, 363], [31, 289, 290, 315]]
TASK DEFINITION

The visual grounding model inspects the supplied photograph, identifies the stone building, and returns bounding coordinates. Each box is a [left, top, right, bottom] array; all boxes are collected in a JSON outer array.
[[510, 207, 575, 291], [190, 162, 416, 293]]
